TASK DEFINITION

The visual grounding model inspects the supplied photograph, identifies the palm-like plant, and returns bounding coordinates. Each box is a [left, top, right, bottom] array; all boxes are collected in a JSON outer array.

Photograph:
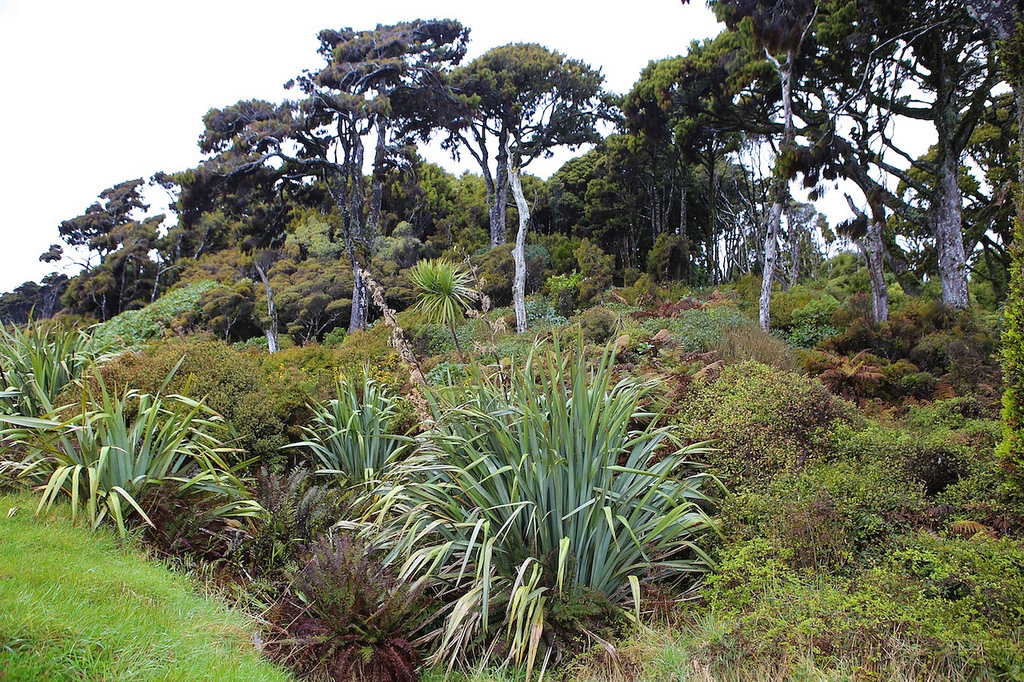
[[372, 338, 719, 677], [0, 372, 259, 537], [408, 259, 474, 357], [291, 373, 413, 490]]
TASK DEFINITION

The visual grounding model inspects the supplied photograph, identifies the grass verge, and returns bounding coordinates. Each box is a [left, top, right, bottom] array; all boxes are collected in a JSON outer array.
[[0, 492, 291, 681]]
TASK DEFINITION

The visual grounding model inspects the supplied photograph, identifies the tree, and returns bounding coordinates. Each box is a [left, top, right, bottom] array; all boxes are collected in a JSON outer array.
[[195, 19, 468, 334], [57, 179, 164, 320], [444, 43, 606, 252], [443, 44, 605, 332], [408, 259, 473, 357]]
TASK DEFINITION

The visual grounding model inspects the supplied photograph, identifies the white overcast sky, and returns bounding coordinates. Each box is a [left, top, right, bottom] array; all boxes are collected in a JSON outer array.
[[0, 0, 723, 293]]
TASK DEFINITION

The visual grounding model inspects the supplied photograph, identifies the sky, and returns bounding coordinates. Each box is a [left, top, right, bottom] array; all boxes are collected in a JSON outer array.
[[0, 0, 725, 294]]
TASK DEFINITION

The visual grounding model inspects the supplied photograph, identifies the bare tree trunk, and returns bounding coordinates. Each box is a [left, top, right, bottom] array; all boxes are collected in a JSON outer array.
[[760, 201, 782, 332], [349, 258, 368, 332], [760, 49, 796, 332], [509, 158, 529, 334], [490, 130, 510, 247], [846, 194, 889, 323], [934, 150, 970, 309], [865, 216, 890, 323], [253, 258, 279, 353], [786, 204, 799, 291]]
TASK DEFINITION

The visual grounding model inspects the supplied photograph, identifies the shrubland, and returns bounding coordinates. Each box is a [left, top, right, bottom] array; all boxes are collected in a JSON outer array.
[[1, 247, 1022, 682]]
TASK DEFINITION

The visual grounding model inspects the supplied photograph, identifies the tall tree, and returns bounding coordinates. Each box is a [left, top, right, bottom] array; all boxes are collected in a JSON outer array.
[[444, 43, 606, 255], [195, 19, 468, 333], [56, 179, 164, 321]]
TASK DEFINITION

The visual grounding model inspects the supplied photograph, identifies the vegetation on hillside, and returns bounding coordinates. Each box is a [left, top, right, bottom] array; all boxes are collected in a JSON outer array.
[[3, 3, 1024, 681]]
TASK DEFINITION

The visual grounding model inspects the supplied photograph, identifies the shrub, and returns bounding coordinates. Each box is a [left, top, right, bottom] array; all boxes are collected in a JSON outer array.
[[91, 280, 219, 348], [578, 305, 619, 344], [374, 338, 718, 675], [102, 337, 289, 469], [0, 372, 259, 538], [269, 534, 428, 682], [782, 295, 840, 348], [679, 361, 854, 490], [693, 530, 1024, 680]]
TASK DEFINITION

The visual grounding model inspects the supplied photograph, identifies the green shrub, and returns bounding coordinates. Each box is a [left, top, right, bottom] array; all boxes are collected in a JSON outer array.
[[679, 361, 854, 490], [91, 280, 219, 348], [579, 305, 619, 344], [695, 533, 1024, 679], [783, 295, 840, 348], [102, 337, 289, 469]]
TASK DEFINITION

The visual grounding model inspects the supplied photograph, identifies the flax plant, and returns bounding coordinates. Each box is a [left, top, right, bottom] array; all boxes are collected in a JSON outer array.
[[0, 321, 104, 417], [0, 372, 259, 537], [372, 337, 719, 678], [291, 373, 414, 489]]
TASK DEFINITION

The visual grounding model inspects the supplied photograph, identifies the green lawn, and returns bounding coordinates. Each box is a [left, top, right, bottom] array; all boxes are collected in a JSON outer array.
[[0, 492, 291, 681]]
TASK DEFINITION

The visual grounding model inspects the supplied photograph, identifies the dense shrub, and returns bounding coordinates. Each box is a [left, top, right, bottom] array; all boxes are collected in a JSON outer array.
[[91, 280, 219, 348], [696, 533, 1024, 680], [102, 337, 289, 469], [679, 361, 854, 490]]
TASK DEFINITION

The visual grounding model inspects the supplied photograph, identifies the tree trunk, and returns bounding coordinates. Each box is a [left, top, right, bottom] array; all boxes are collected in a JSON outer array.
[[934, 150, 970, 309], [348, 257, 368, 333], [490, 130, 510, 248], [253, 258, 279, 353], [509, 158, 529, 334], [759, 49, 796, 332], [786, 204, 799, 291], [760, 201, 782, 332]]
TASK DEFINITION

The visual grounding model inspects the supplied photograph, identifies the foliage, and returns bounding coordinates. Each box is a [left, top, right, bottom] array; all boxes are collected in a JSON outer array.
[[815, 350, 884, 401], [270, 534, 429, 682], [1000, 217, 1024, 499], [409, 258, 475, 356], [0, 320, 103, 418], [575, 239, 614, 308], [102, 336, 290, 469], [692, 532, 1024, 680], [782, 295, 840, 348], [679, 361, 854, 490], [238, 467, 344, 585], [0, 492, 290, 681], [0, 371, 259, 538], [373, 338, 718, 675], [291, 373, 414, 489], [91, 279, 219, 348]]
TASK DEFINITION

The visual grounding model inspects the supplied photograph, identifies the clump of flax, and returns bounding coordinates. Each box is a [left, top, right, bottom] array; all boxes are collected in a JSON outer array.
[[361, 269, 425, 386]]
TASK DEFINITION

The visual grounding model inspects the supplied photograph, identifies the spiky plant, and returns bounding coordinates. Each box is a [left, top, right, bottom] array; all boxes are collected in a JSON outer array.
[[0, 371, 260, 537], [408, 259, 474, 357], [372, 337, 719, 677], [0, 320, 104, 417], [271, 534, 428, 682], [292, 373, 413, 491]]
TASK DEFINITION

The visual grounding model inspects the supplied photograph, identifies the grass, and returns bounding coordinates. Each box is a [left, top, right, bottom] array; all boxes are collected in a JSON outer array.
[[0, 491, 291, 681]]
